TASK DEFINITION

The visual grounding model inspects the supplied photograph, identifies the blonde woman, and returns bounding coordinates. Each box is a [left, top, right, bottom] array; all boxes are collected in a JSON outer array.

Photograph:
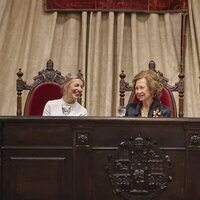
[[43, 73, 87, 116], [125, 70, 171, 117]]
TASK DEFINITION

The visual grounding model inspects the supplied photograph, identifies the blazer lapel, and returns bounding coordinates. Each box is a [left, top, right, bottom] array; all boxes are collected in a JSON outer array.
[[134, 102, 142, 117]]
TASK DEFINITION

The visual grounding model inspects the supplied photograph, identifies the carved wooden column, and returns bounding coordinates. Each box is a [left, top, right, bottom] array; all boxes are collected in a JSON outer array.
[[16, 69, 25, 116], [178, 12, 188, 117], [119, 71, 133, 107], [72, 122, 94, 200], [185, 124, 200, 200]]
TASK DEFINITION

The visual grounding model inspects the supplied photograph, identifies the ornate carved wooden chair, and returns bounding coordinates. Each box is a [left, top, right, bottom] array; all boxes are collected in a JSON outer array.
[[119, 60, 184, 117], [16, 59, 83, 116]]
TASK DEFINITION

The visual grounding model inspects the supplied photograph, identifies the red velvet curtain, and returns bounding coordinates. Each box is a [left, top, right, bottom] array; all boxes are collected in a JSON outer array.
[[45, 0, 188, 12]]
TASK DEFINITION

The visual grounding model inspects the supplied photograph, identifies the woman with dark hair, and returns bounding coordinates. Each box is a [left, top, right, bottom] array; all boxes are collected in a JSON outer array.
[[125, 70, 171, 117], [43, 73, 87, 116]]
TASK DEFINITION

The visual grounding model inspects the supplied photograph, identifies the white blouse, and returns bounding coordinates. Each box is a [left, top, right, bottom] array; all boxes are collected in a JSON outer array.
[[42, 98, 88, 116]]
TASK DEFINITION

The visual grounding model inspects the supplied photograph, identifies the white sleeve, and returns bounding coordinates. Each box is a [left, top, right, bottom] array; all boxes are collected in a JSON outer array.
[[42, 102, 51, 116], [80, 108, 88, 116]]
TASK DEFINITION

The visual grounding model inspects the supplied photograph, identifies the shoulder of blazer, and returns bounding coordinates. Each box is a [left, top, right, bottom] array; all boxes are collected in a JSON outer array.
[[125, 102, 141, 117]]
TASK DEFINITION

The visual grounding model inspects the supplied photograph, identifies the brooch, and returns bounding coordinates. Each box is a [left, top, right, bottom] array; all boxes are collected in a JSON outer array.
[[153, 108, 161, 117], [62, 105, 71, 115]]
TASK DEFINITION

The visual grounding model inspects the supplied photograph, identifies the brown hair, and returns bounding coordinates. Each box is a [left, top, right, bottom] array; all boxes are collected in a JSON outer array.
[[132, 70, 163, 99]]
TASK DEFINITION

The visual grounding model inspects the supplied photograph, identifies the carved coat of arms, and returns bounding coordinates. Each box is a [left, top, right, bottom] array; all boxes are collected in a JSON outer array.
[[106, 135, 172, 200]]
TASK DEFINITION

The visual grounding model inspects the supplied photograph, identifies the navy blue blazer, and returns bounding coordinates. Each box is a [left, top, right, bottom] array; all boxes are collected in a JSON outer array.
[[125, 101, 171, 117]]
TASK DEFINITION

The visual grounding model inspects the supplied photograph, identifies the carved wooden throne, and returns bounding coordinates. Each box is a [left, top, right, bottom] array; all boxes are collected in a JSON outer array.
[[119, 60, 184, 117], [16, 59, 83, 116]]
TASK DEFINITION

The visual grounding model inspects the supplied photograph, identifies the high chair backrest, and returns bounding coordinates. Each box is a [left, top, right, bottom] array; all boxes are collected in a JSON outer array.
[[16, 59, 83, 116], [119, 60, 184, 117]]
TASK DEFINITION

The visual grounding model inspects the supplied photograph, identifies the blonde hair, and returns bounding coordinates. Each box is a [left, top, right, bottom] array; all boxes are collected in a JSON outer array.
[[132, 70, 163, 99], [64, 72, 85, 87], [62, 72, 85, 94]]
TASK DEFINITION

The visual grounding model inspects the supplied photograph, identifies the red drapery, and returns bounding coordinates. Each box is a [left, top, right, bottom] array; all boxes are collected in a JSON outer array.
[[44, 0, 188, 12]]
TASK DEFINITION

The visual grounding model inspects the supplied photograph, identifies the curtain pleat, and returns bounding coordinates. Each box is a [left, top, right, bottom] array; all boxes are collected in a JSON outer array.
[[184, 0, 200, 117]]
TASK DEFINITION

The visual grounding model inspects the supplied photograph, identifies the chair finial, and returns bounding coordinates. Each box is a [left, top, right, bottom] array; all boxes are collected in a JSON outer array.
[[17, 68, 23, 79], [119, 70, 126, 80], [77, 69, 83, 79], [149, 60, 156, 71], [46, 59, 54, 70]]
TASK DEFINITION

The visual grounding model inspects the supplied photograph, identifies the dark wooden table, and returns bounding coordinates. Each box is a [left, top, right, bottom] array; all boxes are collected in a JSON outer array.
[[0, 117, 199, 200]]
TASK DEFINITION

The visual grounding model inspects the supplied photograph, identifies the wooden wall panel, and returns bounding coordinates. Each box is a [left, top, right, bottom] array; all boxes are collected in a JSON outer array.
[[3, 150, 72, 200]]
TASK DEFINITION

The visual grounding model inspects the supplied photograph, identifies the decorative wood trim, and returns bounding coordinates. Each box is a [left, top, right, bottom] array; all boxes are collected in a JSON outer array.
[[189, 134, 200, 146], [106, 135, 172, 200]]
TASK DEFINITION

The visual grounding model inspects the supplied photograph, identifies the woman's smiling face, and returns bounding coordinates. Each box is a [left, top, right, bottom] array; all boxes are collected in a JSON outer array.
[[64, 79, 83, 101], [135, 77, 153, 102]]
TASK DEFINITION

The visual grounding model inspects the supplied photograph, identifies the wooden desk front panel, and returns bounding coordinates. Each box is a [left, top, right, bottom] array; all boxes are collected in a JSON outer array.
[[90, 122, 186, 200], [2, 119, 73, 200]]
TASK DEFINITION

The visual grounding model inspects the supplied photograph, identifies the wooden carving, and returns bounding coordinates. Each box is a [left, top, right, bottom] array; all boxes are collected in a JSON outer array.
[[106, 135, 172, 200], [16, 59, 66, 116]]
